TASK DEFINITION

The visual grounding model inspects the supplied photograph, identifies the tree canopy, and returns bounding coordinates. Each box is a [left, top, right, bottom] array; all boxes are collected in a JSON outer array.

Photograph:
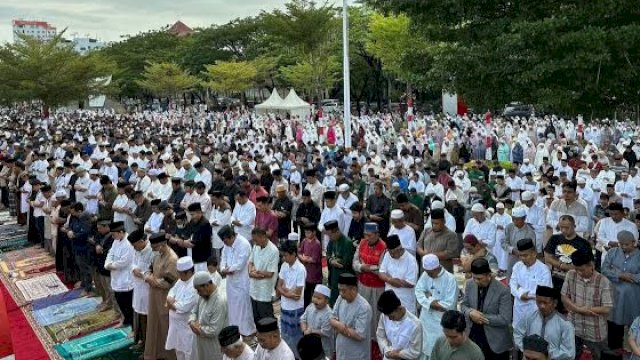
[[136, 62, 199, 98]]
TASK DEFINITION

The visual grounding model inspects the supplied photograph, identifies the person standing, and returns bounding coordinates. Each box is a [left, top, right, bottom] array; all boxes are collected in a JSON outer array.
[[298, 223, 323, 308], [300, 285, 334, 358], [318, 190, 346, 253], [143, 232, 178, 360], [378, 234, 418, 314], [189, 271, 229, 360], [278, 241, 307, 357], [352, 222, 386, 339], [92, 220, 117, 313], [66, 202, 94, 295], [210, 191, 231, 260], [415, 254, 458, 358], [601, 230, 640, 351], [510, 238, 552, 327], [503, 207, 537, 274], [249, 228, 279, 322], [104, 221, 135, 327], [230, 191, 256, 242], [218, 225, 256, 340], [419, 209, 459, 273], [186, 202, 212, 272], [165, 257, 198, 360], [375, 290, 423, 360], [561, 249, 613, 360], [129, 229, 152, 352], [461, 257, 513, 360], [330, 273, 372, 360], [514, 285, 576, 360], [325, 219, 355, 305]]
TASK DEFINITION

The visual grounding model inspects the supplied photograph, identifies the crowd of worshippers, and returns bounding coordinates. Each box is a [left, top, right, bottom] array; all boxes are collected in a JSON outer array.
[[2, 109, 640, 360]]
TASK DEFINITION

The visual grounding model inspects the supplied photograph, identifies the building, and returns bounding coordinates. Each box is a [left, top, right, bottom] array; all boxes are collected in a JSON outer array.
[[167, 21, 193, 37], [12, 19, 57, 43], [71, 37, 106, 55]]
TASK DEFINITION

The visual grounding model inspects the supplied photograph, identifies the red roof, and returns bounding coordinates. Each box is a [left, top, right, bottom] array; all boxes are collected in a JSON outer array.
[[167, 21, 192, 36], [12, 20, 56, 30]]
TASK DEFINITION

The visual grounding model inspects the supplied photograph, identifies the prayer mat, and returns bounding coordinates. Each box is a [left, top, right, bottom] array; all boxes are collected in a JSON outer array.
[[32, 288, 83, 311], [1, 253, 55, 279], [55, 327, 134, 360], [34, 297, 101, 326], [46, 309, 121, 342], [0, 246, 47, 264], [15, 273, 67, 302], [90, 346, 140, 360]]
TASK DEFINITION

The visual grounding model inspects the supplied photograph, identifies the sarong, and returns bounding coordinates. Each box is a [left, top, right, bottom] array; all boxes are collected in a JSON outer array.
[[34, 297, 101, 326], [280, 307, 304, 358]]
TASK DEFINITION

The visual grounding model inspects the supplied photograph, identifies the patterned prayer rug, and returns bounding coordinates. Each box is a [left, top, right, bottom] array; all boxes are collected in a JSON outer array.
[[0, 253, 55, 279], [34, 297, 101, 326], [55, 327, 134, 360], [31, 289, 83, 311], [46, 309, 121, 342], [15, 273, 67, 302], [0, 246, 48, 264]]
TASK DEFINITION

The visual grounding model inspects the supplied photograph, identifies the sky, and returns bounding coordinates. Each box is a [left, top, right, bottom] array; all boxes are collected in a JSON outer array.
[[0, 0, 324, 43]]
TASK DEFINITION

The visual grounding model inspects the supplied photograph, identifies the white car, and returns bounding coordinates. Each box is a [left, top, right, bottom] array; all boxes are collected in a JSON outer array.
[[321, 99, 342, 113]]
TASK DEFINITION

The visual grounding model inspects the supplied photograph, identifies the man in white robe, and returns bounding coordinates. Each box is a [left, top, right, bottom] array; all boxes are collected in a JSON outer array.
[[230, 192, 256, 241], [166, 257, 199, 360], [218, 225, 256, 338], [144, 199, 164, 234], [378, 235, 418, 314], [129, 229, 153, 350], [388, 209, 417, 256], [318, 191, 346, 252], [85, 170, 102, 214], [463, 204, 497, 249], [376, 290, 423, 360], [415, 254, 458, 358], [595, 202, 637, 265], [614, 171, 636, 210]]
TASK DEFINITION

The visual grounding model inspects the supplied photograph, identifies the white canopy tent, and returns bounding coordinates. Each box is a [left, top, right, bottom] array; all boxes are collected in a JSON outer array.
[[255, 88, 284, 115], [280, 88, 311, 119]]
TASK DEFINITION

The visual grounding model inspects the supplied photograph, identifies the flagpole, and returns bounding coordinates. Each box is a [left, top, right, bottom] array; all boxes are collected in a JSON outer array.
[[342, 0, 352, 149]]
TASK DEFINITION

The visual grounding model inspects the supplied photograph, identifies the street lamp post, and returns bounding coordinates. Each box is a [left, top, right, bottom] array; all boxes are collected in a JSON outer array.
[[342, 0, 352, 149]]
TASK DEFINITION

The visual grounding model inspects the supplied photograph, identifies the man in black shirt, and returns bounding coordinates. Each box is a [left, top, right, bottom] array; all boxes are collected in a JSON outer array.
[[272, 184, 293, 243], [295, 189, 321, 234], [186, 203, 212, 272], [543, 214, 592, 312]]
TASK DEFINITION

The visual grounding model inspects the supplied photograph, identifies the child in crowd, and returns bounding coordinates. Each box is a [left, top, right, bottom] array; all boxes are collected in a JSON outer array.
[[300, 284, 334, 359]]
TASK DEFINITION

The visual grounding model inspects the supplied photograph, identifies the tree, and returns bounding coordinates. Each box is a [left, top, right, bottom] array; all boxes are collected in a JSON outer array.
[[0, 31, 113, 108], [136, 62, 199, 98], [97, 30, 184, 97], [280, 51, 341, 101], [363, 0, 640, 115], [203, 60, 258, 102]]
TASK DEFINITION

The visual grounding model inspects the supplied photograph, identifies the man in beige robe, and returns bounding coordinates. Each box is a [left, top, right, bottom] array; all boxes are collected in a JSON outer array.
[[143, 232, 178, 360]]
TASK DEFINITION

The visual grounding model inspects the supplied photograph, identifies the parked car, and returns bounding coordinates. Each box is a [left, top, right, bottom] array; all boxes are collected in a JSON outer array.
[[503, 102, 535, 118]]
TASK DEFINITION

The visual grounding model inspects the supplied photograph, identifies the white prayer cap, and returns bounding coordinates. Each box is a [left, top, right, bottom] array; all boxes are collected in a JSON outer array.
[[184, 148, 194, 155], [160, 153, 171, 161], [104, 157, 112, 163], [455, 170, 464, 177], [431, 201, 444, 210], [524, 158, 530, 163], [392, 182, 400, 188], [422, 254, 440, 271], [521, 191, 534, 201], [512, 207, 527, 218], [496, 202, 505, 209], [288, 233, 299, 241], [446, 192, 458, 202], [314, 284, 331, 298], [338, 184, 350, 192], [89, 169, 99, 175], [192, 271, 212, 287], [148, 169, 159, 176], [55, 190, 67, 198], [176, 256, 194, 272], [390, 209, 404, 219], [471, 204, 485, 213], [469, 186, 478, 193]]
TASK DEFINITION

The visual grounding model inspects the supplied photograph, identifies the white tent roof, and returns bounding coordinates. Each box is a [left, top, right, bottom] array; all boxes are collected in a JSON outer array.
[[255, 88, 284, 109], [281, 88, 310, 109]]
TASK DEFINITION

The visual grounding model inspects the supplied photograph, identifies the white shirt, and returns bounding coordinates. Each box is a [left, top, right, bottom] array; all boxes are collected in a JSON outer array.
[[210, 206, 232, 249], [231, 201, 256, 240], [509, 260, 552, 326], [167, 277, 198, 314], [596, 217, 638, 262], [144, 212, 165, 233], [85, 179, 102, 215], [254, 340, 295, 360], [425, 182, 444, 200], [132, 242, 153, 314], [463, 218, 497, 249], [147, 181, 173, 201], [104, 237, 135, 292], [379, 251, 418, 314], [278, 260, 306, 311], [194, 170, 212, 193], [249, 242, 280, 302], [388, 225, 417, 256], [615, 179, 636, 209], [377, 310, 423, 360]]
